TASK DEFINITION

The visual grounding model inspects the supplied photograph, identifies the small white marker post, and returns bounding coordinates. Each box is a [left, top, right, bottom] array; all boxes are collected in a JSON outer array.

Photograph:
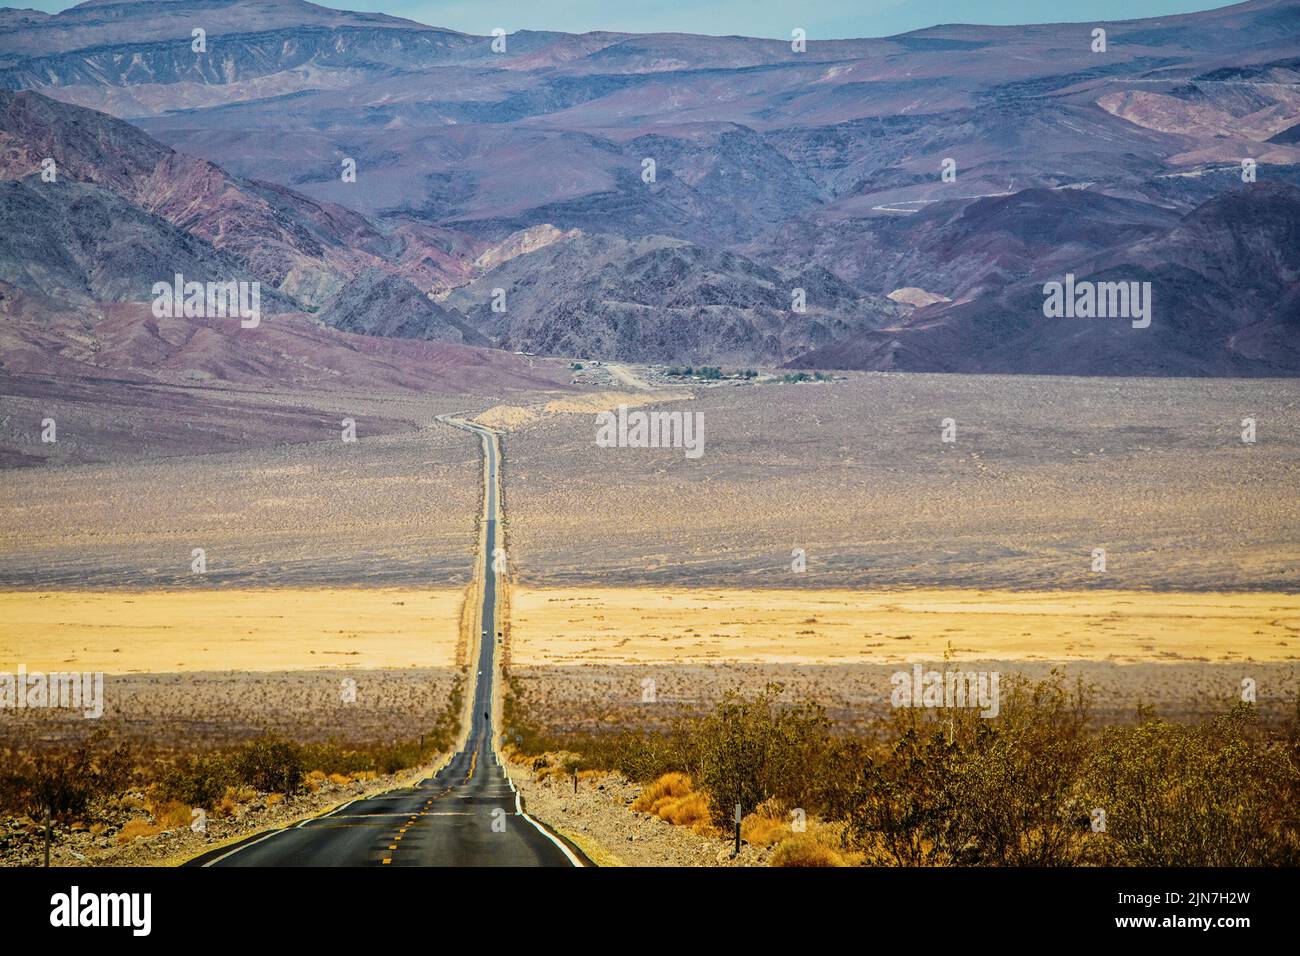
[[734, 802, 742, 857]]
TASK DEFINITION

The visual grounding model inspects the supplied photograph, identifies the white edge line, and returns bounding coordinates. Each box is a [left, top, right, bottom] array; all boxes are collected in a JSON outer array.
[[515, 787, 583, 868], [203, 796, 353, 862], [497, 745, 581, 867], [200, 827, 291, 867]]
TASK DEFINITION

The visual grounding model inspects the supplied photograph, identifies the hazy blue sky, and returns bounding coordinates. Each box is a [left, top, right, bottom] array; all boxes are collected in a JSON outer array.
[[4, 1, 1235, 39]]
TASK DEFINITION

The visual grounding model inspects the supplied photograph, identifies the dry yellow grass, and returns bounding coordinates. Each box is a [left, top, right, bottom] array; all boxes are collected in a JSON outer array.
[[0, 588, 464, 672], [509, 587, 1300, 664], [151, 800, 193, 830], [631, 772, 713, 831], [742, 814, 792, 848], [116, 819, 162, 844], [769, 833, 856, 867], [629, 771, 692, 812]]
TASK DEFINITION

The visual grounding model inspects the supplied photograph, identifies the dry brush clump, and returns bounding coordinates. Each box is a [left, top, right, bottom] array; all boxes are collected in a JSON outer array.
[[630, 772, 712, 831], [0, 731, 135, 825], [0, 675, 466, 857], [1075, 700, 1300, 866], [507, 674, 1300, 866], [848, 674, 1093, 865]]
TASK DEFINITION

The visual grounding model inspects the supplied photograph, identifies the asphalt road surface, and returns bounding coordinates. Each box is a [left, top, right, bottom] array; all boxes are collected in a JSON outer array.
[[188, 418, 583, 867]]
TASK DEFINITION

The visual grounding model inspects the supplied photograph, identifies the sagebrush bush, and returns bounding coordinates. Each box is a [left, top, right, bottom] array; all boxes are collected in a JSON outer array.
[[233, 737, 305, 794], [1077, 703, 1300, 866], [157, 752, 231, 808], [687, 685, 834, 827], [506, 673, 1300, 867], [850, 674, 1094, 865], [0, 732, 135, 822]]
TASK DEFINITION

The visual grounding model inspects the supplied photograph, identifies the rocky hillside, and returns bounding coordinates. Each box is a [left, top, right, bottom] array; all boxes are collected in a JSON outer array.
[[794, 182, 1300, 376], [1, 0, 1298, 373], [443, 232, 902, 364]]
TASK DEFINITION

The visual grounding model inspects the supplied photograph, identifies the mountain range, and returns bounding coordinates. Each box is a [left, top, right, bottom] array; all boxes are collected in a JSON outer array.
[[1, 0, 1298, 376]]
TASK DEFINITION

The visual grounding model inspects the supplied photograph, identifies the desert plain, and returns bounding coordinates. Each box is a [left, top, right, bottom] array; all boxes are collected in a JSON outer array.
[[2, 370, 1298, 749]]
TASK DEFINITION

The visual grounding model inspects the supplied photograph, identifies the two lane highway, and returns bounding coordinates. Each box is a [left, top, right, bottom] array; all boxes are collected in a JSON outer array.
[[188, 418, 581, 867]]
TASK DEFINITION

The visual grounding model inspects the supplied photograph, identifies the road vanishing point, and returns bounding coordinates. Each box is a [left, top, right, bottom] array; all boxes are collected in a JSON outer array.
[[187, 417, 585, 867]]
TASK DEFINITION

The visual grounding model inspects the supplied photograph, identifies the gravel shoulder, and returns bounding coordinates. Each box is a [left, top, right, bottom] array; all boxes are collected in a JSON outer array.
[[507, 758, 770, 867]]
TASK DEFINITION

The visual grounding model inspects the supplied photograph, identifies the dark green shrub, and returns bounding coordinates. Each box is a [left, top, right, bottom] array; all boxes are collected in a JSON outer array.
[[234, 737, 304, 794], [158, 753, 231, 808], [684, 684, 833, 826]]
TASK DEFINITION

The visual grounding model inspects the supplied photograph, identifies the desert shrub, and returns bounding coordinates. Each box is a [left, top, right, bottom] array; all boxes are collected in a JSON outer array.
[[503, 675, 683, 781], [94, 740, 136, 796], [299, 742, 374, 777], [506, 671, 1300, 867], [150, 799, 193, 830], [233, 737, 304, 794], [631, 771, 693, 813], [115, 819, 161, 844], [157, 752, 230, 809], [512, 684, 890, 825], [741, 798, 794, 847], [370, 739, 425, 775], [1077, 702, 1300, 866], [815, 737, 873, 821], [683, 684, 833, 827], [631, 773, 712, 830], [848, 722, 965, 865], [24, 751, 97, 822], [0, 733, 136, 822], [660, 791, 711, 828], [769, 833, 853, 867], [298, 731, 444, 779], [848, 673, 1092, 866], [578, 730, 682, 783], [944, 674, 1092, 865]]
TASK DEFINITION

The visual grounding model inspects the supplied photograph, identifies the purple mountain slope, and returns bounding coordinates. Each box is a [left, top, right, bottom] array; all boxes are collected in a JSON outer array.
[[1, 0, 1298, 374], [793, 182, 1300, 376]]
